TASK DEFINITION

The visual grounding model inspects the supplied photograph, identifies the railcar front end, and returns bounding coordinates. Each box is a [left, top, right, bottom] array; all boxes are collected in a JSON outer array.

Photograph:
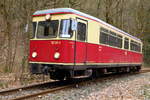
[[29, 14, 80, 80]]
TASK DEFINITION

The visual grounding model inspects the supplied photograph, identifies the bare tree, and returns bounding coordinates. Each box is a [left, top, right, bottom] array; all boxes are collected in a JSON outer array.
[[135, 0, 147, 38]]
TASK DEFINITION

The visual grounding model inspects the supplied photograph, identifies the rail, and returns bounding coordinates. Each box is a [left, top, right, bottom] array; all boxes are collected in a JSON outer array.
[[0, 68, 149, 100]]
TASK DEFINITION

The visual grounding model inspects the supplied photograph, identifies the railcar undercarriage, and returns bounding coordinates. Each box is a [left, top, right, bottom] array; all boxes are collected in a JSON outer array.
[[30, 63, 141, 80]]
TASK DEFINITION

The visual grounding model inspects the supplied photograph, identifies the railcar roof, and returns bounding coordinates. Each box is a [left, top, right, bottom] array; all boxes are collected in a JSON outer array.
[[33, 8, 141, 42]]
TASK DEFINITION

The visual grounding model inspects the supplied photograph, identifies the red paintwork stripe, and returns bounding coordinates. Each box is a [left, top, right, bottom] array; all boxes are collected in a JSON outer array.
[[32, 12, 73, 17]]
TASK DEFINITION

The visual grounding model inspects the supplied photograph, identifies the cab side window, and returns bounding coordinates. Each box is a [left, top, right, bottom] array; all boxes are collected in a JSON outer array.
[[77, 22, 86, 41]]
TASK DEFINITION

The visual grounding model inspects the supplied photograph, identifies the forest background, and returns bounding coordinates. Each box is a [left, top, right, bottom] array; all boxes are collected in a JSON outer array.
[[0, 0, 149, 79]]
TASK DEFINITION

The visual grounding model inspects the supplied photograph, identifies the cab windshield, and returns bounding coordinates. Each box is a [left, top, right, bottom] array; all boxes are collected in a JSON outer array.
[[35, 19, 73, 39], [37, 20, 59, 38], [59, 19, 72, 38]]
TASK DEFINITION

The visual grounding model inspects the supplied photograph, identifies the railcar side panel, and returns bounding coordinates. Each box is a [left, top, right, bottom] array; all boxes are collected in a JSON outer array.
[[75, 41, 87, 63], [75, 42, 142, 64], [86, 43, 99, 63]]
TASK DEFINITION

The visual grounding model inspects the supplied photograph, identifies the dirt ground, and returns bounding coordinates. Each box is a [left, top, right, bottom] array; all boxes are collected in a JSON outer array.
[[0, 73, 51, 89], [0, 67, 149, 90]]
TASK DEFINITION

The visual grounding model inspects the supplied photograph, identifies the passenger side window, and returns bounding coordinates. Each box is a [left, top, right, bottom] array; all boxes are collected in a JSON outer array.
[[116, 35, 122, 48], [100, 28, 109, 44], [124, 38, 129, 49], [130, 40, 141, 52], [109, 31, 116, 46], [77, 22, 86, 41], [100, 27, 123, 48]]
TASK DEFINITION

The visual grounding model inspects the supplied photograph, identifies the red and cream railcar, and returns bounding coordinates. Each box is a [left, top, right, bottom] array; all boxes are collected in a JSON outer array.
[[29, 8, 143, 80]]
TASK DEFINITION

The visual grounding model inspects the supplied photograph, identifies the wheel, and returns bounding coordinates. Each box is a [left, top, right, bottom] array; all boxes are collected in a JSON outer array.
[[126, 67, 130, 73], [50, 71, 65, 80], [136, 66, 141, 72]]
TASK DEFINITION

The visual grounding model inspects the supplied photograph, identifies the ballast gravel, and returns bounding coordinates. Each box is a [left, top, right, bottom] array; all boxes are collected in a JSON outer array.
[[37, 72, 150, 100], [0, 89, 42, 100]]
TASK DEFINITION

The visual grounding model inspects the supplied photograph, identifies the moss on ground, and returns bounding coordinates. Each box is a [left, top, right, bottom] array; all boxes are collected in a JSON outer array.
[[143, 85, 150, 99]]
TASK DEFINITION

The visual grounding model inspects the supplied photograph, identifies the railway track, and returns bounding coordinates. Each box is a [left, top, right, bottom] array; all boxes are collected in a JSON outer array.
[[0, 80, 79, 100], [0, 80, 53, 95], [0, 68, 149, 100], [140, 69, 150, 73], [10, 84, 74, 100]]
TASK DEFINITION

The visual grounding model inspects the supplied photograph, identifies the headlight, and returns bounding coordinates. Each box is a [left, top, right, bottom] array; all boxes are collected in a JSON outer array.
[[45, 14, 51, 20], [32, 52, 37, 58], [54, 52, 60, 59]]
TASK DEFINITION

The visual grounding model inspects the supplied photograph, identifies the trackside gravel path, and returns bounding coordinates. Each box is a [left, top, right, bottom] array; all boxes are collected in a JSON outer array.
[[36, 72, 150, 100]]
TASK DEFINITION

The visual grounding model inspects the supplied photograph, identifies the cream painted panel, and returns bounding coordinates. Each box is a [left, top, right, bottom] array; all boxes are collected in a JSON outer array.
[[87, 20, 99, 44], [32, 14, 76, 22], [32, 13, 142, 50]]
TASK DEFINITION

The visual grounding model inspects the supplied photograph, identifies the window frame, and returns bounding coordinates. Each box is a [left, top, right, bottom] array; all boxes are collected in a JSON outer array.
[[130, 40, 141, 52], [100, 27, 123, 48], [100, 27, 109, 45], [124, 37, 129, 50], [36, 20, 59, 39], [77, 21, 87, 41], [59, 19, 73, 38], [31, 22, 37, 39]]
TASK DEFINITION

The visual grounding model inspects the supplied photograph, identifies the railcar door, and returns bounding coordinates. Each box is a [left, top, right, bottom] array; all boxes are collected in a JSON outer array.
[[75, 18, 88, 65]]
